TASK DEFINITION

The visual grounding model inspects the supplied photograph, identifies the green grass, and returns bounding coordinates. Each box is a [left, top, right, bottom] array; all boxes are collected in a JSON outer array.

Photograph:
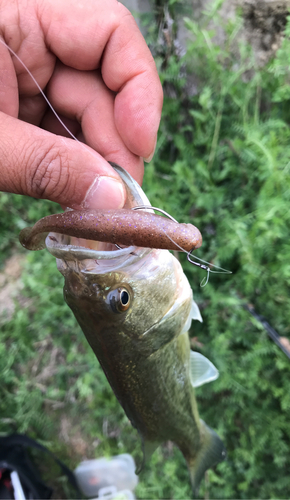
[[1, 4, 290, 499]]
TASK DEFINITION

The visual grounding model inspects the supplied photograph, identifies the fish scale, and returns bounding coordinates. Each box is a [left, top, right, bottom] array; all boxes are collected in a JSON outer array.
[[20, 164, 225, 496]]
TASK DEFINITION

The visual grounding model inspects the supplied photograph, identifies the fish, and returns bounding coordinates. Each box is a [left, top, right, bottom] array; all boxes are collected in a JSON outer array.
[[37, 165, 226, 496]]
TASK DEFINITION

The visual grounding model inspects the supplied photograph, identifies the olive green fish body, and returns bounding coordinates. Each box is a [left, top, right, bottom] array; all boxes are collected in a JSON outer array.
[[59, 248, 225, 495], [21, 165, 225, 495], [64, 265, 198, 443]]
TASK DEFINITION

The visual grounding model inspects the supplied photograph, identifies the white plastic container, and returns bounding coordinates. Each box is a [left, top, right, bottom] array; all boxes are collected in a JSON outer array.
[[96, 485, 135, 500], [74, 454, 138, 498]]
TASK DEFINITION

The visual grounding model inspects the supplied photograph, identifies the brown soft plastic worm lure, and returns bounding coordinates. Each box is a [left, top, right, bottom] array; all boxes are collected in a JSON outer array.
[[19, 209, 202, 252]]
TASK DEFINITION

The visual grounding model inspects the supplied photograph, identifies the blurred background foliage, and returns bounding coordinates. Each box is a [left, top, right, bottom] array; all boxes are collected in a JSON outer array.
[[1, 2, 290, 499]]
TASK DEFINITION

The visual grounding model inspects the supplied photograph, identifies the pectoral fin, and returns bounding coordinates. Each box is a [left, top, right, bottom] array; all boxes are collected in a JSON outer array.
[[190, 351, 219, 388], [182, 300, 203, 334], [190, 300, 203, 323]]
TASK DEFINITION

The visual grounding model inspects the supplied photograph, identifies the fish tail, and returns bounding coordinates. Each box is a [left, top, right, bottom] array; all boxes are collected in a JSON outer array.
[[186, 420, 226, 497]]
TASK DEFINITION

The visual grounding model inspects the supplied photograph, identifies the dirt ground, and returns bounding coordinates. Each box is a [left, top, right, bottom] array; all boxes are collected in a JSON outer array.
[[141, 0, 290, 67], [241, 1, 290, 64], [0, 254, 27, 321]]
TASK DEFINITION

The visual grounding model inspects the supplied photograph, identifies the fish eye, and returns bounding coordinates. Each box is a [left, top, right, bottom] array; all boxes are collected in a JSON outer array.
[[107, 286, 132, 313]]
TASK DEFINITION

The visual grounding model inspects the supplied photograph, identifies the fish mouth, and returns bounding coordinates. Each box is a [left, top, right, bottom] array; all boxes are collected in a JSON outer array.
[[46, 230, 142, 257], [45, 219, 151, 273], [46, 232, 137, 259], [45, 164, 153, 272]]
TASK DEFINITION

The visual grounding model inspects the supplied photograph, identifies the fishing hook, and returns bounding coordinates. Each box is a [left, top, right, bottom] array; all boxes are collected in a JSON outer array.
[[132, 205, 232, 285]]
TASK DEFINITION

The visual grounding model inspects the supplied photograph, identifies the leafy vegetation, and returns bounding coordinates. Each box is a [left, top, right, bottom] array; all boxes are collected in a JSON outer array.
[[1, 3, 290, 499]]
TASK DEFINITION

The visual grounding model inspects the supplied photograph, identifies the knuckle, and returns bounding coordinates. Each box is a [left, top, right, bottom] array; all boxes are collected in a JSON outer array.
[[27, 142, 72, 201]]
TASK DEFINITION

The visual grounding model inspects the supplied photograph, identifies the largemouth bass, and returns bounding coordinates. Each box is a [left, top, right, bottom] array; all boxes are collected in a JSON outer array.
[[25, 165, 226, 495]]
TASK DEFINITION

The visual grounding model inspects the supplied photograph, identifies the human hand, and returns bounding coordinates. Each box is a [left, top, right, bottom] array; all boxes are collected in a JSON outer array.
[[0, 0, 163, 209]]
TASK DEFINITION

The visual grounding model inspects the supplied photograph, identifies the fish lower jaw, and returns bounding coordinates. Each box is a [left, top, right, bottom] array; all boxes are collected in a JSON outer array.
[[45, 231, 153, 273], [46, 231, 137, 254], [55, 234, 125, 252]]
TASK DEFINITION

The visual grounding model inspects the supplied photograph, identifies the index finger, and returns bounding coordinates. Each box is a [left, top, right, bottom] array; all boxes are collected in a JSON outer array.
[[39, 0, 163, 161]]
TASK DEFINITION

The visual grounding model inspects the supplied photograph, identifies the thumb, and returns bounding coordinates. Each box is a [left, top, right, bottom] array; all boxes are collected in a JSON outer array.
[[0, 112, 126, 209]]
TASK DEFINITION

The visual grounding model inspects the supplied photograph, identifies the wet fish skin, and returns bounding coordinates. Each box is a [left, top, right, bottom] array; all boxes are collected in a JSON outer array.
[[48, 163, 225, 495], [59, 249, 225, 495]]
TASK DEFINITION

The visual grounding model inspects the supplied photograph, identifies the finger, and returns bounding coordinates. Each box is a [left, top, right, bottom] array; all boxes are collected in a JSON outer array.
[[39, 0, 163, 161], [102, 12, 163, 162], [19, 94, 48, 125], [41, 111, 82, 139], [0, 39, 19, 117], [0, 20, 56, 99], [44, 63, 144, 183], [0, 112, 127, 210]]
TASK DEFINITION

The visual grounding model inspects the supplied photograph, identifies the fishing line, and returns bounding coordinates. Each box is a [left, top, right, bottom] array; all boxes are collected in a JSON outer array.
[[132, 205, 232, 286], [0, 38, 80, 142], [132, 205, 179, 223], [1, 36, 232, 282]]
